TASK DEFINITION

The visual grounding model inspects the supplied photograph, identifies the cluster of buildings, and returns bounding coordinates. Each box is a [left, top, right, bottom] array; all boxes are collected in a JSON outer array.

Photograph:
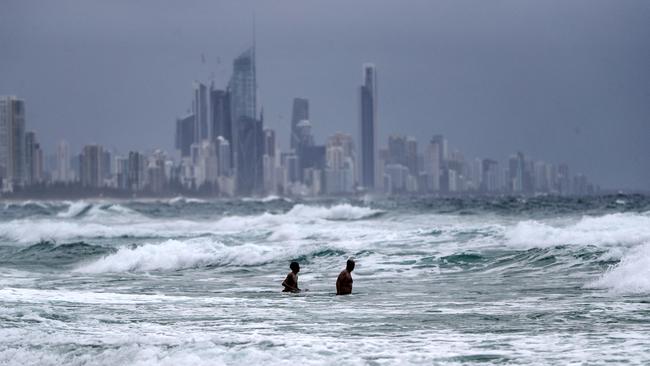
[[0, 96, 44, 192], [0, 46, 597, 197]]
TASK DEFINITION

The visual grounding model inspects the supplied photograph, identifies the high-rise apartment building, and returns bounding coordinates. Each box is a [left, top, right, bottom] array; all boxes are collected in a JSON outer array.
[[0, 96, 26, 187], [193, 82, 208, 142], [56, 140, 71, 182], [229, 47, 257, 168], [24, 131, 42, 185], [290, 98, 309, 150], [424, 138, 442, 192], [209, 86, 233, 172], [236, 116, 263, 196], [359, 63, 378, 190], [80, 144, 103, 188], [175, 114, 195, 158], [209, 86, 232, 144]]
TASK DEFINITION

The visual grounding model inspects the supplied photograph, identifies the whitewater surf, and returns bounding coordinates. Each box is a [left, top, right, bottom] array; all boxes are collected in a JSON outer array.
[[1, 196, 649, 365]]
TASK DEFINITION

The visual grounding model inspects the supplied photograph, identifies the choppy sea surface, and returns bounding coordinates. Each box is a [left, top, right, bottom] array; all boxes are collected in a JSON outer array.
[[1, 195, 650, 365]]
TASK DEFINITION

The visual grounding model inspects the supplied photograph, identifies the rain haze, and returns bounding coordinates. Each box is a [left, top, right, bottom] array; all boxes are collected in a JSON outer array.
[[1, 0, 649, 190], [4, 3, 650, 365]]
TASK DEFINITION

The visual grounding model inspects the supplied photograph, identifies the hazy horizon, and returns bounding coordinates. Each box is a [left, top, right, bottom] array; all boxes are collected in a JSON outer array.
[[1, 0, 648, 190]]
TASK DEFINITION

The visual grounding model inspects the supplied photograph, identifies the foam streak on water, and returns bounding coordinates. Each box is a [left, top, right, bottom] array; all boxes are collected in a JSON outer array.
[[1, 196, 649, 365]]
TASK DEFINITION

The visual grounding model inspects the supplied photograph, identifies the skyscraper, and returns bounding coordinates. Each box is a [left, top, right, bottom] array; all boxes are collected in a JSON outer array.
[[263, 128, 276, 157], [508, 152, 525, 193], [236, 116, 263, 196], [193, 82, 208, 142], [263, 129, 277, 194], [359, 64, 378, 190], [324, 133, 356, 195], [430, 135, 448, 192], [56, 140, 71, 182], [290, 98, 309, 150], [175, 114, 195, 158], [209, 85, 233, 171], [481, 159, 500, 193], [80, 144, 103, 188], [430, 135, 448, 163], [24, 131, 42, 185], [229, 47, 257, 170], [424, 139, 441, 192], [406, 137, 418, 176], [0, 96, 26, 187], [209, 86, 232, 144], [128, 151, 145, 191], [216, 136, 232, 177], [387, 135, 407, 167]]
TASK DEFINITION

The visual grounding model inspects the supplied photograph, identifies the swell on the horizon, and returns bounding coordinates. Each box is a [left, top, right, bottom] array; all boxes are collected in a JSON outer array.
[[0, 203, 382, 244]]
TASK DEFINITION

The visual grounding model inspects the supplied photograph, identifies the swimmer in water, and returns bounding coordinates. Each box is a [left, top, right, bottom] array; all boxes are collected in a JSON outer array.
[[336, 258, 355, 295], [282, 261, 302, 293]]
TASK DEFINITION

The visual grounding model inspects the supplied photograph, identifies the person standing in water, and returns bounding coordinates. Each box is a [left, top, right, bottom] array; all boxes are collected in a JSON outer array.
[[282, 262, 302, 293], [336, 259, 355, 295]]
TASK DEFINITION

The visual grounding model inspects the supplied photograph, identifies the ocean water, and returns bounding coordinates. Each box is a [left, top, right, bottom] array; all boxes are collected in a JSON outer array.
[[1, 195, 650, 365]]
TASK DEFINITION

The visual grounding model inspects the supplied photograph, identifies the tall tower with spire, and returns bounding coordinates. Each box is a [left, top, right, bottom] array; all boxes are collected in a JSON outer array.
[[229, 15, 260, 194], [359, 63, 378, 190], [229, 15, 257, 161]]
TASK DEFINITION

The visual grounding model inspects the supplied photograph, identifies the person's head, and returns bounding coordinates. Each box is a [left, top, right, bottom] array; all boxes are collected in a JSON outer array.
[[346, 258, 355, 272], [290, 261, 300, 273]]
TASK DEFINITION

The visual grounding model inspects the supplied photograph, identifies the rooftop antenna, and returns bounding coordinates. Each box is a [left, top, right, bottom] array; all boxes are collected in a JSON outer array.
[[253, 11, 256, 55], [253, 10, 258, 118]]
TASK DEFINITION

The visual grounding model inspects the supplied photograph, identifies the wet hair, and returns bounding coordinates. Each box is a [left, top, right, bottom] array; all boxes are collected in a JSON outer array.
[[290, 261, 300, 271], [346, 258, 355, 271]]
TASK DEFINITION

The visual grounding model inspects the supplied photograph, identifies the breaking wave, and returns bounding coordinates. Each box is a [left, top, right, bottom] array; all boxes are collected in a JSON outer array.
[[74, 238, 347, 273], [504, 212, 650, 249], [0, 203, 381, 244], [588, 243, 650, 294], [284, 204, 383, 220], [56, 201, 140, 220]]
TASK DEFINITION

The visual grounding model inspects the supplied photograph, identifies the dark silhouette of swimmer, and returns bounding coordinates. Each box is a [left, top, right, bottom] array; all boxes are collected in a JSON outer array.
[[336, 259, 355, 295], [282, 261, 301, 293]]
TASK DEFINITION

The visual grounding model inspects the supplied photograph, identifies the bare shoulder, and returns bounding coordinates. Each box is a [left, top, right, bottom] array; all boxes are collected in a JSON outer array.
[[337, 269, 347, 278]]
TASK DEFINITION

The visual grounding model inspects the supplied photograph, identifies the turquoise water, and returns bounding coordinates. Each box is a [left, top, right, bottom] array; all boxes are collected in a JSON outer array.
[[1, 196, 649, 365]]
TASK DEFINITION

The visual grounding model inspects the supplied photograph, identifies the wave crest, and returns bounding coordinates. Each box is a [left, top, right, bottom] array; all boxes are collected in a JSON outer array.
[[505, 212, 650, 249], [588, 243, 650, 294], [285, 204, 382, 220], [55, 201, 141, 220], [75, 239, 326, 273]]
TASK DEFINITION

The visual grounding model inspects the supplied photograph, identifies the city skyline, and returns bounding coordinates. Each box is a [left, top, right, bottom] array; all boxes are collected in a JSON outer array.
[[0, 53, 630, 195], [0, 49, 626, 196], [1, 0, 648, 190]]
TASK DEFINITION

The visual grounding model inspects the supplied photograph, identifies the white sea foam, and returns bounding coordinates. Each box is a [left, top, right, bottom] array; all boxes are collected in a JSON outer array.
[[0, 203, 383, 244], [588, 243, 650, 294], [3, 200, 51, 209], [56, 201, 92, 218], [505, 212, 650, 249], [75, 239, 304, 273], [85, 203, 142, 220], [55, 201, 141, 220], [285, 203, 381, 220], [0, 287, 192, 304], [167, 197, 207, 205], [241, 195, 292, 203], [0, 218, 212, 244]]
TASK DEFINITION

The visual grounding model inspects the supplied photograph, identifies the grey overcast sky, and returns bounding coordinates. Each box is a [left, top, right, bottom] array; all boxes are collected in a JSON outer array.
[[1, 0, 648, 190]]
